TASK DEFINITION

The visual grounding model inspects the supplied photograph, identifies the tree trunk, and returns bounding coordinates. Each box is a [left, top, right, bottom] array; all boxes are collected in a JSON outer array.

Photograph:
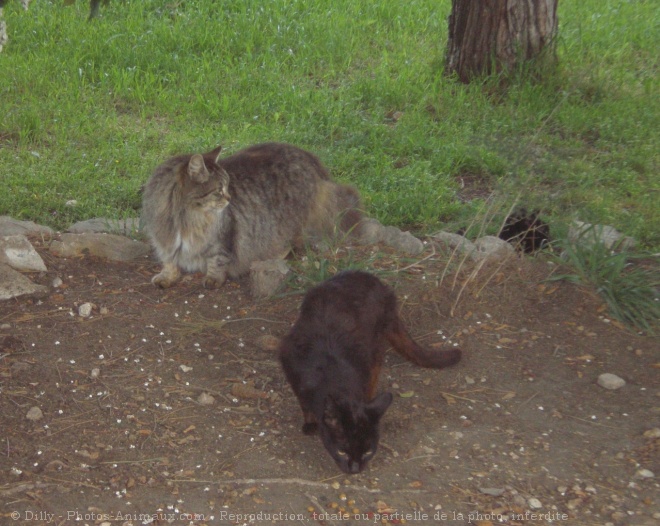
[[445, 0, 558, 83]]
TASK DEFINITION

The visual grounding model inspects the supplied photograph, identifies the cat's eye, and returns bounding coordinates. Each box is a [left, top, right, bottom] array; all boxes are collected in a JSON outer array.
[[336, 450, 348, 458], [363, 449, 374, 458]]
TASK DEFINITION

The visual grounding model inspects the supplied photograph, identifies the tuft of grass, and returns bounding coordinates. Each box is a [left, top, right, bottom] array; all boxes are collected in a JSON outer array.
[[548, 233, 659, 333], [286, 243, 376, 293]]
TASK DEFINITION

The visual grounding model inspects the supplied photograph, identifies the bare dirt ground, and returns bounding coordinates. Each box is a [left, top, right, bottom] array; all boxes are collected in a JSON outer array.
[[1, 240, 658, 526]]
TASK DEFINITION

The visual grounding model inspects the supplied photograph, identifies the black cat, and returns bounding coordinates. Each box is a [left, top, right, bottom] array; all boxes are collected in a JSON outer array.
[[499, 208, 550, 253], [279, 270, 461, 474]]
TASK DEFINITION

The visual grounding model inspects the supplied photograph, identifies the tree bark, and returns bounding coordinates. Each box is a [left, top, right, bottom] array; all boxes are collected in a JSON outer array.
[[445, 0, 558, 83]]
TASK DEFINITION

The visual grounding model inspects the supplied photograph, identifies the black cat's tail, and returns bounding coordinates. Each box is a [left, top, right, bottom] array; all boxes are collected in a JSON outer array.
[[385, 318, 462, 369]]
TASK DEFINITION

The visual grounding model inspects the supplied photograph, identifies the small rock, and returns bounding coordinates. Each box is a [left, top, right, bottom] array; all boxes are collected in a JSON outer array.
[[78, 303, 94, 318], [0, 323, 10, 330], [179, 364, 193, 373], [90, 368, 101, 379], [197, 393, 215, 406], [611, 512, 627, 522], [52, 276, 63, 288], [26, 406, 43, 421], [634, 469, 655, 479], [479, 487, 505, 497], [597, 373, 626, 390], [65, 199, 78, 207], [566, 498, 583, 510], [249, 259, 290, 299], [99, 306, 109, 315], [643, 428, 660, 439], [528, 497, 542, 509]]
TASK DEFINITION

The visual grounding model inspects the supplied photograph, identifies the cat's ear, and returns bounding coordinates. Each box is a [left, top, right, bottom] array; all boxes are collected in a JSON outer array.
[[366, 392, 393, 420], [187, 154, 210, 184], [209, 145, 223, 164]]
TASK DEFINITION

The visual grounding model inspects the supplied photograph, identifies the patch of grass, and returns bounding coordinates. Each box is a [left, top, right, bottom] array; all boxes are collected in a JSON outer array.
[[0, 0, 658, 249], [548, 232, 659, 333], [286, 244, 377, 292]]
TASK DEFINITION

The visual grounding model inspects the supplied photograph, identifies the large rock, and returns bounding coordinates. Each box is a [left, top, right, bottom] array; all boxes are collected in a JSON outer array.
[[249, 259, 290, 299], [471, 236, 516, 262], [358, 218, 424, 255], [49, 233, 150, 262], [0, 235, 47, 272], [0, 216, 54, 238], [67, 217, 141, 236], [569, 221, 636, 250], [430, 231, 476, 253], [0, 263, 48, 300]]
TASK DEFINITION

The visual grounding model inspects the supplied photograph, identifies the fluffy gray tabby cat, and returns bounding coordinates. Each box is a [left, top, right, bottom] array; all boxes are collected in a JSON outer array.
[[141, 142, 363, 289]]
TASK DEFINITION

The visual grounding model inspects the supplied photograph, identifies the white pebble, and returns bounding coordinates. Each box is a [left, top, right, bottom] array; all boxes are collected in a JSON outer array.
[[528, 497, 542, 509], [597, 373, 626, 390], [26, 406, 43, 421], [635, 469, 655, 479], [78, 303, 93, 317]]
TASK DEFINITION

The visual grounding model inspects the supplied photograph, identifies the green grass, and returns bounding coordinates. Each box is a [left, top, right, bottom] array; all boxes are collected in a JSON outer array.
[[1, 0, 658, 249]]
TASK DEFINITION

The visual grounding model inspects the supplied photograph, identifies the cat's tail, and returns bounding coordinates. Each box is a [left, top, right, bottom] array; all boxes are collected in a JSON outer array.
[[385, 318, 462, 369]]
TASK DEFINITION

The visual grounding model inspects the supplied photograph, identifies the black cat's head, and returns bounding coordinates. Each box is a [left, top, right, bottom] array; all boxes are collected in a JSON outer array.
[[319, 392, 393, 474]]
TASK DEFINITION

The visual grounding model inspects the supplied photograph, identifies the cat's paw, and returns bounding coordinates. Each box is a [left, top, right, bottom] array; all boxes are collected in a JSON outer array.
[[152, 273, 175, 288], [152, 264, 180, 288], [302, 422, 318, 435], [202, 276, 223, 289]]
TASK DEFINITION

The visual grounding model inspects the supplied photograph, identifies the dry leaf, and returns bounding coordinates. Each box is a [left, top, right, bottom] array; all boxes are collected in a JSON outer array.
[[576, 354, 595, 361], [255, 334, 280, 351], [231, 382, 269, 400], [376, 501, 396, 514]]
